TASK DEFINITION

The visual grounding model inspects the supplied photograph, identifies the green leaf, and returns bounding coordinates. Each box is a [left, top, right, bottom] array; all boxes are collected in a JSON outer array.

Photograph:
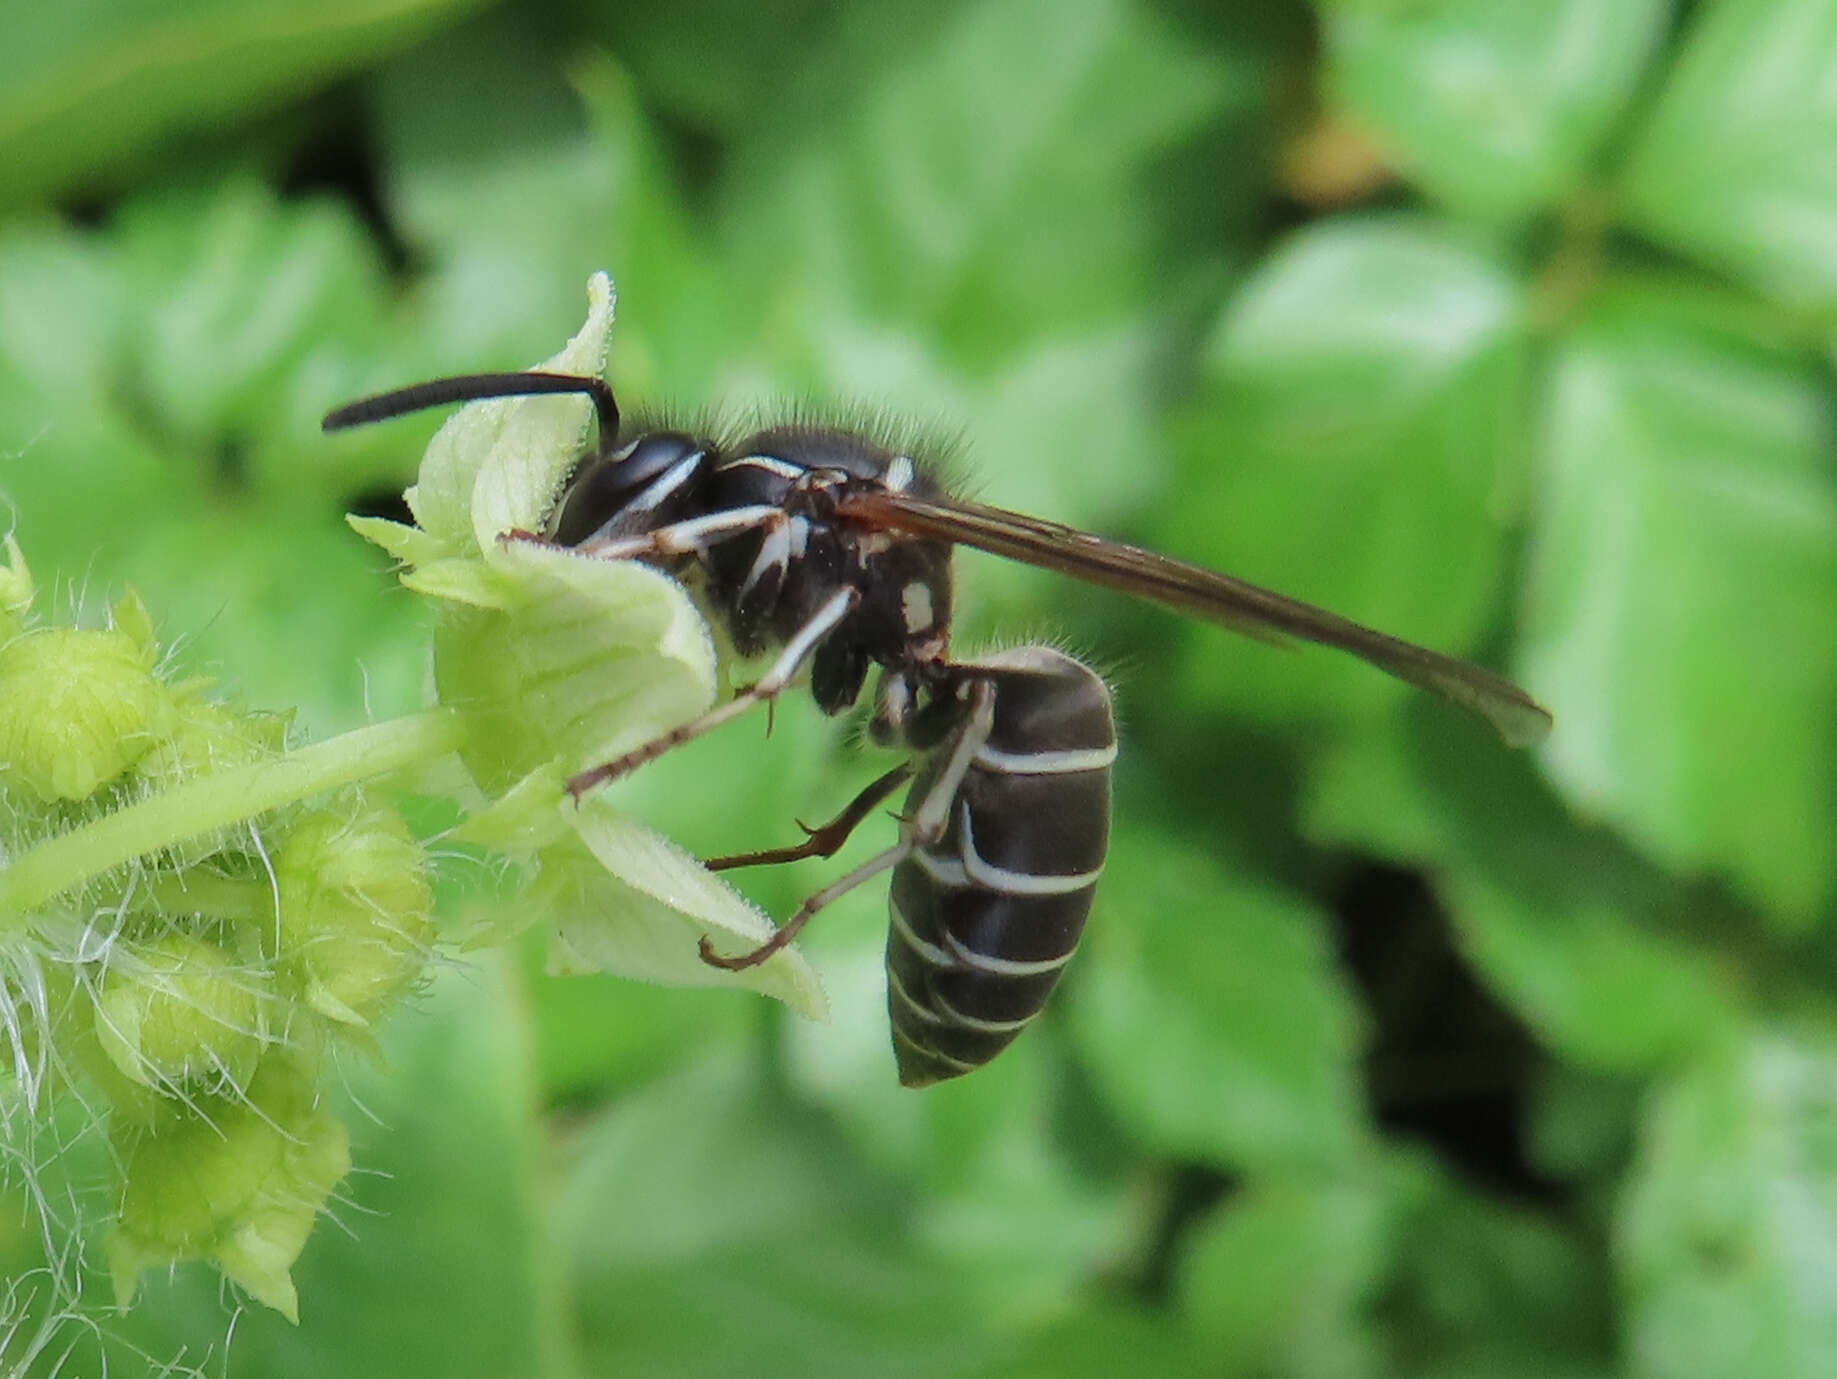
[[1067, 830, 1367, 1173], [778, 925, 1132, 1320], [1620, 1022, 1837, 1379], [1529, 1065, 1642, 1185], [578, 0, 845, 137], [1308, 709, 1742, 1073], [113, 178, 388, 470], [1382, 1161, 1614, 1370], [1164, 215, 1527, 736], [555, 1057, 1000, 1379], [125, 502, 432, 733], [0, 221, 126, 403], [1521, 281, 1837, 922], [1326, 0, 1668, 222], [0, 225, 188, 589], [369, 11, 625, 369], [968, 1302, 1213, 1379], [1180, 1168, 1394, 1378], [1622, 0, 1837, 309], [0, 0, 479, 212], [721, 0, 1234, 366], [0, 220, 417, 730], [519, 945, 753, 1100]]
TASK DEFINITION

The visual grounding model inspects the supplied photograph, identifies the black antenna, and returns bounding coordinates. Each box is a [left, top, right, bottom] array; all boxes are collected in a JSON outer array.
[[321, 371, 620, 440]]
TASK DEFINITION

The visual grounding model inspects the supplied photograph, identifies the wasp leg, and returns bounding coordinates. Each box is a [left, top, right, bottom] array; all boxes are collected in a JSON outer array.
[[502, 503, 784, 561], [699, 681, 994, 971], [705, 762, 915, 872], [578, 504, 782, 560], [566, 585, 860, 798]]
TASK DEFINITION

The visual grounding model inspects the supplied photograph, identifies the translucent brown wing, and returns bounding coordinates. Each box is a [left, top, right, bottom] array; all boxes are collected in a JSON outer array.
[[838, 489, 1552, 748]]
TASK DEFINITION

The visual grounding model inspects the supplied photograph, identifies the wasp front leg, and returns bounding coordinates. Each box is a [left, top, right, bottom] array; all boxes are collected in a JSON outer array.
[[566, 585, 860, 797]]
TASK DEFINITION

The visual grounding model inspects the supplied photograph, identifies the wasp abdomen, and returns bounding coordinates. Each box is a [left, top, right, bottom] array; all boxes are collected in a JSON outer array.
[[886, 649, 1113, 1087]]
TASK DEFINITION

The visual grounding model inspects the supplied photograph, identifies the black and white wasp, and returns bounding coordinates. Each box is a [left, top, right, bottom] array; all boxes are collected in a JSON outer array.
[[325, 369, 1551, 1087]]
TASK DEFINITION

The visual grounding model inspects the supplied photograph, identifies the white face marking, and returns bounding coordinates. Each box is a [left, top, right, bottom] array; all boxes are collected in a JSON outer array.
[[885, 455, 915, 492], [901, 581, 934, 634]]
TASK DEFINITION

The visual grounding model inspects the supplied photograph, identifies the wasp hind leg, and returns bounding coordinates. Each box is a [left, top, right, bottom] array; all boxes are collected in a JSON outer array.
[[698, 679, 995, 972], [705, 761, 914, 872]]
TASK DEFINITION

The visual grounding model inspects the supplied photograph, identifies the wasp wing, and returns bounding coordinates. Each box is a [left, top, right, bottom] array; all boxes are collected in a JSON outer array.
[[839, 490, 1552, 748]]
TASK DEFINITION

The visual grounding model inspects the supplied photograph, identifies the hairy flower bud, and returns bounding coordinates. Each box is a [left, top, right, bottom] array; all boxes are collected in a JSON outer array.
[[0, 623, 170, 801], [92, 932, 268, 1096], [134, 694, 291, 792], [108, 1053, 350, 1322], [274, 801, 435, 1025]]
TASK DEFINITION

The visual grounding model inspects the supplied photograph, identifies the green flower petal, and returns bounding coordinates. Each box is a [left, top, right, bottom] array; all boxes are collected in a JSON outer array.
[[403, 271, 616, 554], [432, 538, 716, 796], [543, 796, 827, 1021]]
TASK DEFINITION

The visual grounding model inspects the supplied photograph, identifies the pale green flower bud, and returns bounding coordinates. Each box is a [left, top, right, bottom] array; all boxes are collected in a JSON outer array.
[[134, 694, 291, 791], [0, 624, 170, 801], [92, 932, 268, 1096], [108, 1053, 350, 1322], [274, 801, 435, 1025]]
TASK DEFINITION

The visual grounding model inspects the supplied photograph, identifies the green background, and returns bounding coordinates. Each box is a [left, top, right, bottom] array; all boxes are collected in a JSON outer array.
[[3, 0, 1836, 1374]]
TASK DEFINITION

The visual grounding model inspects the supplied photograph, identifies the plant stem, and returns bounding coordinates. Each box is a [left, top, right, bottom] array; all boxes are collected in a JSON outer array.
[[0, 709, 464, 923]]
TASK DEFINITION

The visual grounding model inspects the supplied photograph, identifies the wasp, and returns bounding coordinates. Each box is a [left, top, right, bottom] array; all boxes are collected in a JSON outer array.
[[326, 369, 1551, 1086]]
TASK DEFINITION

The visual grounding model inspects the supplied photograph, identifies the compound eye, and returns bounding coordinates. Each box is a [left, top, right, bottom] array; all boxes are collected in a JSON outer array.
[[549, 431, 708, 546]]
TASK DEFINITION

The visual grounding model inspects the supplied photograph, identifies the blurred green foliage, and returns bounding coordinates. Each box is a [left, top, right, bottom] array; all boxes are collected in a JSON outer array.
[[2, 0, 1835, 1375]]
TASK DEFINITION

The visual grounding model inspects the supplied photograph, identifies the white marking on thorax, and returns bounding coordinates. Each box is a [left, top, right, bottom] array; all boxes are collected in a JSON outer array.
[[901, 581, 934, 634], [885, 454, 915, 491], [739, 516, 792, 603], [725, 454, 805, 481]]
